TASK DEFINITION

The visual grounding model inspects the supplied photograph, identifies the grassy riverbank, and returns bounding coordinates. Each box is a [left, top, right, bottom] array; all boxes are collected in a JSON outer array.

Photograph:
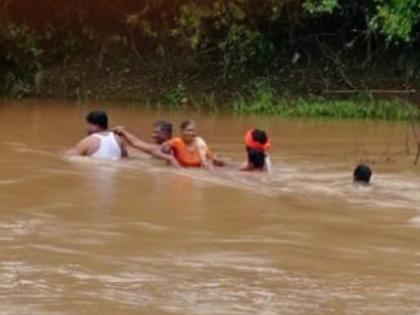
[[232, 97, 419, 120], [230, 82, 419, 120], [151, 81, 419, 120]]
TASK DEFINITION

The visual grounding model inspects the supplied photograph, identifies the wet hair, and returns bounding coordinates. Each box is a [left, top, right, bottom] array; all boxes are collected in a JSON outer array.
[[353, 164, 372, 183], [154, 120, 172, 137], [248, 148, 266, 169], [252, 129, 268, 145], [86, 110, 108, 129], [180, 119, 196, 131]]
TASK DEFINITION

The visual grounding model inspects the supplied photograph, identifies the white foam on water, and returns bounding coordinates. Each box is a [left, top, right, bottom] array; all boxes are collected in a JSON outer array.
[[65, 154, 420, 213]]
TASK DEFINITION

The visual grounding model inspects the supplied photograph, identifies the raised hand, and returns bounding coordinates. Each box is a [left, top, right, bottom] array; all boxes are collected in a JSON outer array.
[[112, 126, 127, 137]]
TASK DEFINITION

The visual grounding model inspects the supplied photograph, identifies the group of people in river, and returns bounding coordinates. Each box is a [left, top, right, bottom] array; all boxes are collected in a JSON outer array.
[[69, 110, 372, 183], [69, 110, 272, 172]]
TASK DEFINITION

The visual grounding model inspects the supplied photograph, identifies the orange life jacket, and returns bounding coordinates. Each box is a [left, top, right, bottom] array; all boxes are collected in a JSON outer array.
[[244, 129, 271, 152]]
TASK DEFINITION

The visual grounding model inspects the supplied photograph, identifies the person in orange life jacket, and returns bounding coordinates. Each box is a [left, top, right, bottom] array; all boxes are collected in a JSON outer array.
[[69, 110, 128, 160], [240, 129, 271, 172]]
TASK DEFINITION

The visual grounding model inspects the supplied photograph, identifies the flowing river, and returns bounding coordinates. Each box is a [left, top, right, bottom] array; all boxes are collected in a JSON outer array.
[[0, 99, 419, 314]]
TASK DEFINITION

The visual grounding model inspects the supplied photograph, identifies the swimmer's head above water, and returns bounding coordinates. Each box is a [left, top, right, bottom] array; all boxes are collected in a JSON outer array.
[[86, 110, 108, 134], [353, 164, 372, 184], [153, 120, 172, 144], [241, 129, 271, 171], [245, 129, 271, 152]]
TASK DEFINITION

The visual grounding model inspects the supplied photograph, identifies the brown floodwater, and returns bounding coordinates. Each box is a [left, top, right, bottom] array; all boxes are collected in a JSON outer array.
[[0, 99, 420, 314]]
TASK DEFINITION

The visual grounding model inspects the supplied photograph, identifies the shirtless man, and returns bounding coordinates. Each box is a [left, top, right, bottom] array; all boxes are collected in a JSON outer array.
[[69, 110, 127, 160], [113, 122, 169, 153], [152, 120, 173, 145], [112, 121, 180, 167]]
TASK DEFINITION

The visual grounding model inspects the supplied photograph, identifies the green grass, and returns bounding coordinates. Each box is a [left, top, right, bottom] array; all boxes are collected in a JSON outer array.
[[277, 98, 419, 120], [232, 82, 419, 120]]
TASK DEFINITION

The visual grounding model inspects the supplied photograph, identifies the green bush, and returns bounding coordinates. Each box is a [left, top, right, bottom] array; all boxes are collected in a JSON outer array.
[[233, 81, 278, 115], [1, 24, 43, 97], [163, 83, 186, 107]]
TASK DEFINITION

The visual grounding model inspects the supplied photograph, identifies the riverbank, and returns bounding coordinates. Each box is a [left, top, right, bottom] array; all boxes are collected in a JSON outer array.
[[0, 55, 416, 120], [2, 29, 420, 120], [2, 1, 420, 119], [9, 59, 419, 120]]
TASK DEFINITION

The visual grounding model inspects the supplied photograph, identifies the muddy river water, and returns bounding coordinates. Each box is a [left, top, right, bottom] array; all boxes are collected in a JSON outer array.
[[0, 100, 419, 314]]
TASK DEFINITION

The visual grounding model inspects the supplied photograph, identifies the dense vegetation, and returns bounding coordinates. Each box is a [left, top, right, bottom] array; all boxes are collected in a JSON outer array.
[[1, 0, 420, 118]]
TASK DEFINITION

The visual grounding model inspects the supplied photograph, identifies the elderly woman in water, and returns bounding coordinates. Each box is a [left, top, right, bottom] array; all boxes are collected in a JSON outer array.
[[240, 128, 271, 172], [161, 119, 224, 169]]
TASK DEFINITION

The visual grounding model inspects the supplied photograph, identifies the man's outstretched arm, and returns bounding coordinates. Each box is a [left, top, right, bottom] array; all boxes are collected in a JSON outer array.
[[113, 127, 154, 153], [114, 126, 180, 167], [150, 146, 180, 168]]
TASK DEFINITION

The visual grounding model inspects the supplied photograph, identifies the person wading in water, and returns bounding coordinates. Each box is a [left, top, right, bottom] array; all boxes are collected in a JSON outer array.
[[353, 164, 372, 184], [240, 129, 271, 172], [116, 120, 223, 169], [161, 119, 224, 168], [152, 120, 173, 145], [69, 110, 128, 160], [112, 121, 180, 167]]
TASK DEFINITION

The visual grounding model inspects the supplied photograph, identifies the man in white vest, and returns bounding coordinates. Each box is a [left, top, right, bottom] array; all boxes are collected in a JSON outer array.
[[70, 110, 127, 160]]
